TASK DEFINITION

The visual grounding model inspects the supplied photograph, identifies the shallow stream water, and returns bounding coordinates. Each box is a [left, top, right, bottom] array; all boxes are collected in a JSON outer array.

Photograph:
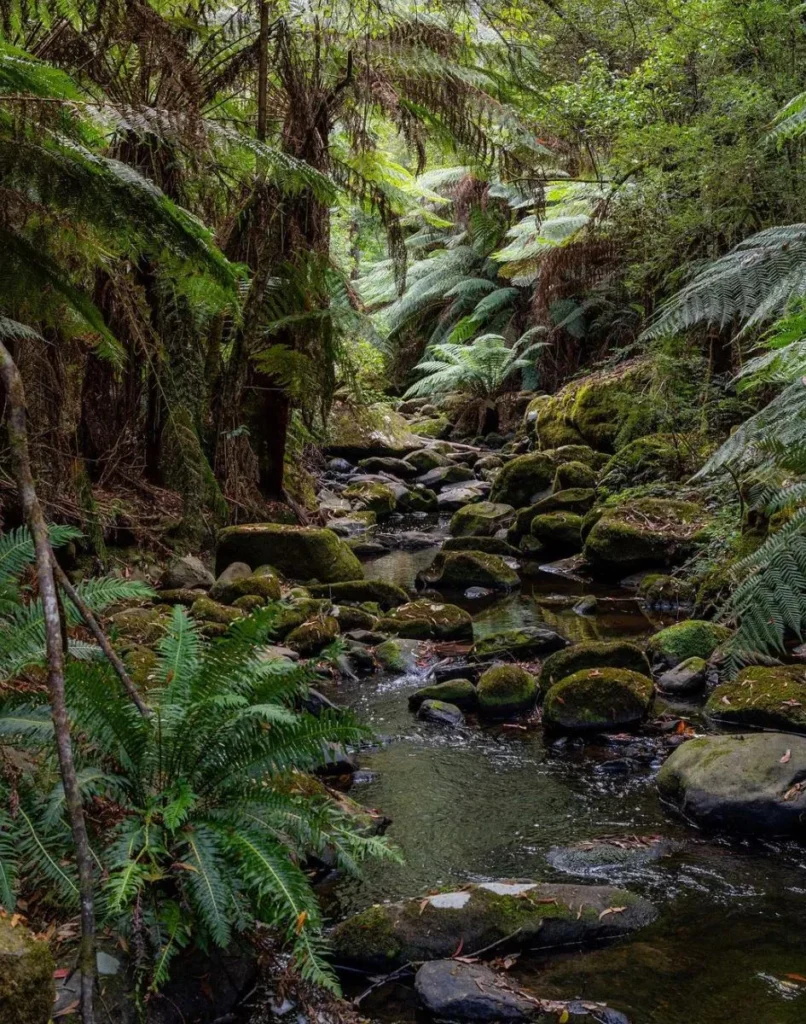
[[322, 515, 806, 1024]]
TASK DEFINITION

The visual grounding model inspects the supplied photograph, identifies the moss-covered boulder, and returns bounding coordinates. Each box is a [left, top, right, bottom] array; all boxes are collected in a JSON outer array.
[[190, 595, 245, 625], [307, 579, 407, 610], [411, 415, 452, 439], [472, 626, 568, 661], [646, 619, 732, 669], [538, 640, 651, 697], [409, 678, 477, 710], [583, 498, 709, 573], [418, 550, 519, 592], [332, 605, 376, 632], [327, 402, 420, 459], [398, 487, 439, 513], [477, 665, 537, 715], [342, 481, 398, 517], [657, 733, 806, 834], [285, 616, 340, 656], [418, 465, 475, 491], [543, 668, 654, 732], [549, 444, 604, 469], [216, 524, 363, 583], [123, 644, 159, 690], [553, 460, 597, 492], [214, 567, 282, 605], [489, 453, 555, 508], [108, 604, 173, 645], [357, 456, 418, 479], [375, 638, 418, 672], [449, 501, 515, 538], [0, 916, 55, 1024], [705, 666, 806, 734], [508, 489, 596, 544], [638, 574, 696, 610], [599, 433, 711, 494], [530, 512, 583, 554], [378, 600, 473, 641], [403, 449, 451, 474], [331, 880, 657, 971]]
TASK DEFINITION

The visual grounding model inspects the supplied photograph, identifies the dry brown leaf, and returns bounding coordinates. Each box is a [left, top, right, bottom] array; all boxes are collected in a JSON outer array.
[[781, 749, 792, 764], [598, 906, 627, 920]]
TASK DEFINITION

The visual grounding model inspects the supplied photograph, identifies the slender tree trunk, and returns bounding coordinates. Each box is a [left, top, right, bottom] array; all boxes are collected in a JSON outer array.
[[0, 340, 96, 1024]]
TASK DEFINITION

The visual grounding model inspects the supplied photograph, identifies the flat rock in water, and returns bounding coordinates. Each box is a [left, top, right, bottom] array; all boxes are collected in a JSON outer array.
[[438, 483, 491, 510], [657, 733, 806, 834], [417, 699, 464, 726], [331, 880, 657, 971]]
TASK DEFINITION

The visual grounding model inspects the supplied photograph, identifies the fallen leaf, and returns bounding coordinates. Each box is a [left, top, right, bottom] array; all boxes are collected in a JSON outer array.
[[418, 898, 431, 916], [53, 968, 70, 980], [785, 973, 806, 983], [721, 696, 731, 705], [559, 1011, 570, 1023], [54, 1003, 80, 1019], [781, 749, 792, 764], [295, 910, 308, 935], [452, 939, 465, 958], [598, 906, 627, 920]]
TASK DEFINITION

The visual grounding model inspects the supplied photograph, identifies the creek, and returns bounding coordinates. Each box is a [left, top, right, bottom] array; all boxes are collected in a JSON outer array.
[[320, 513, 806, 1024]]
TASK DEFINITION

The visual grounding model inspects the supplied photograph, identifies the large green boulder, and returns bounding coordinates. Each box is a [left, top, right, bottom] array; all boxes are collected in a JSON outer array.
[[705, 666, 806, 734], [409, 678, 477, 710], [646, 619, 732, 669], [378, 599, 473, 641], [326, 402, 420, 459], [477, 665, 538, 715], [472, 626, 568, 661], [331, 880, 657, 971], [489, 453, 555, 508], [307, 579, 408, 610], [212, 567, 282, 605], [418, 550, 519, 591], [599, 433, 711, 494], [403, 449, 451, 474], [342, 481, 398, 516], [543, 668, 654, 732], [554, 460, 597, 492], [508, 488, 596, 542], [0, 916, 54, 1024], [215, 524, 363, 583], [285, 616, 340, 655], [190, 596, 245, 625], [357, 456, 418, 479], [530, 512, 583, 554], [548, 444, 604, 468], [583, 498, 709, 573], [449, 501, 515, 538], [657, 733, 806, 834], [538, 640, 651, 697]]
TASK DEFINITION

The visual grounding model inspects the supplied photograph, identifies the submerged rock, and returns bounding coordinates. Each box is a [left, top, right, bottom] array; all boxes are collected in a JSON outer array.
[[418, 550, 520, 592], [409, 678, 477, 710], [418, 699, 464, 726], [543, 669, 654, 733], [215, 524, 363, 583], [546, 837, 681, 879], [0, 914, 54, 1024], [449, 501, 516, 538], [657, 733, 806, 834], [539, 641, 651, 697], [473, 627, 568, 662], [705, 665, 806, 734], [646, 620, 732, 669], [477, 665, 538, 715], [378, 599, 473, 641], [331, 880, 657, 971]]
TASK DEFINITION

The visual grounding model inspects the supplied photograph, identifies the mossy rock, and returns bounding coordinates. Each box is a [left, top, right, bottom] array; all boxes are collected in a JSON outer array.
[[404, 449, 451, 474], [378, 600, 473, 641], [0, 916, 55, 1024], [398, 487, 439, 513], [152, 588, 204, 607], [342, 481, 398, 517], [375, 638, 414, 672], [638, 574, 696, 610], [656, 733, 806, 834], [599, 433, 712, 494], [449, 501, 515, 538], [530, 512, 583, 554], [442, 536, 520, 558], [554, 460, 597, 492], [524, 393, 551, 428], [307, 579, 408, 610], [418, 699, 465, 726], [477, 665, 537, 715], [332, 605, 376, 632], [215, 524, 364, 583], [269, 604, 307, 639], [411, 415, 452, 439], [539, 641, 651, 697], [327, 402, 420, 459], [536, 398, 585, 449], [705, 666, 806, 734], [107, 605, 173, 645], [190, 596, 245, 625], [123, 644, 159, 690], [409, 678, 477, 710], [543, 668, 654, 732], [472, 626, 567, 661], [583, 498, 709, 573], [548, 444, 604, 469], [214, 568, 282, 605], [357, 456, 418, 479], [489, 453, 555, 508], [508, 488, 596, 542], [331, 880, 657, 972], [647, 620, 732, 669], [285, 616, 340, 656], [418, 550, 520, 591], [232, 594, 266, 612], [418, 465, 475, 491]]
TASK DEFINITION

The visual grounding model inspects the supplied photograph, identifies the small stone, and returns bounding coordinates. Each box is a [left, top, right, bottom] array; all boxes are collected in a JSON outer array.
[[409, 678, 477, 710], [417, 699, 464, 726], [477, 665, 537, 716], [159, 554, 214, 591], [657, 656, 708, 695], [415, 961, 536, 1022]]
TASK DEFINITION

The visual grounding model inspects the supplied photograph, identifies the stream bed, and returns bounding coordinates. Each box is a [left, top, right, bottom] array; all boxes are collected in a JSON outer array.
[[320, 515, 806, 1024]]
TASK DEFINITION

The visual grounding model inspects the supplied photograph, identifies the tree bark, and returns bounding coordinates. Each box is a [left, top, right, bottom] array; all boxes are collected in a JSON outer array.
[[0, 340, 96, 1024]]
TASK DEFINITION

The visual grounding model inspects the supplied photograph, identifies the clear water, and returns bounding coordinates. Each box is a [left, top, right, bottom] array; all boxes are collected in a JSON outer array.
[[322, 523, 806, 1023]]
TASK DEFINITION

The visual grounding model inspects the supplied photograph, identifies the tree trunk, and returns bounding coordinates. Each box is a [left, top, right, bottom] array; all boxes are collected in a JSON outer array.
[[0, 340, 96, 1024]]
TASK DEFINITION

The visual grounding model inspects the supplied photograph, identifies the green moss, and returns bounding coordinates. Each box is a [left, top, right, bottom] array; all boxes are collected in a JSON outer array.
[[153, 588, 204, 606], [409, 678, 477, 710], [544, 668, 654, 732], [583, 498, 709, 572], [449, 501, 515, 538], [375, 638, 409, 672], [508, 488, 596, 541], [331, 903, 404, 966], [411, 415, 451, 438], [215, 569, 282, 605], [553, 460, 597, 492], [123, 645, 159, 690], [598, 433, 709, 493], [270, 604, 307, 639], [285, 616, 340, 655], [549, 444, 604, 468], [107, 605, 173, 645], [333, 605, 376, 632], [489, 453, 555, 508], [477, 665, 537, 715], [403, 449, 450, 473], [342, 481, 398, 516], [638, 574, 696, 608], [216, 524, 364, 583], [327, 402, 419, 458], [472, 627, 564, 660], [418, 550, 520, 591], [530, 512, 583, 553], [647, 620, 732, 666], [232, 593, 266, 611], [378, 600, 473, 641], [307, 579, 408, 610], [190, 596, 245, 625], [442, 536, 519, 557], [0, 917, 55, 1024], [705, 666, 806, 733], [398, 488, 439, 513], [539, 641, 651, 697]]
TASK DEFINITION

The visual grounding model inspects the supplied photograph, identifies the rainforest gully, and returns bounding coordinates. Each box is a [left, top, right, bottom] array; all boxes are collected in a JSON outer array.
[[4, 1, 806, 1021]]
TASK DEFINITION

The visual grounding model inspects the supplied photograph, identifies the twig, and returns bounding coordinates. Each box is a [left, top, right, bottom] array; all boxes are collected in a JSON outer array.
[[352, 961, 416, 1006], [50, 557, 152, 718], [464, 927, 523, 959]]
